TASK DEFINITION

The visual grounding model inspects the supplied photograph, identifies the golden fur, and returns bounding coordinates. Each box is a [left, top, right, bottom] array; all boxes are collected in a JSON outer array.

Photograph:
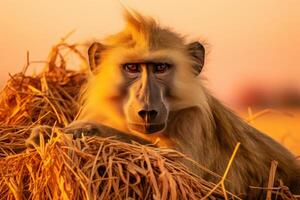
[[77, 10, 300, 198]]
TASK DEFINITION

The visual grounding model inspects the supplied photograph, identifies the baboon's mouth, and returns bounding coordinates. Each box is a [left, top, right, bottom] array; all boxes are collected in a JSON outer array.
[[128, 123, 165, 134]]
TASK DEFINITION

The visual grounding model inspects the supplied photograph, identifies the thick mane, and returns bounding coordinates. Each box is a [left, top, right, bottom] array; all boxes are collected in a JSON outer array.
[[167, 93, 300, 196], [123, 9, 156, 41], [104, 10, 185, 50]]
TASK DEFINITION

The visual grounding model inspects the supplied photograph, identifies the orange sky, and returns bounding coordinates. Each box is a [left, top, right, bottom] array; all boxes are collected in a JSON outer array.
[[0, 0, 300, 106]]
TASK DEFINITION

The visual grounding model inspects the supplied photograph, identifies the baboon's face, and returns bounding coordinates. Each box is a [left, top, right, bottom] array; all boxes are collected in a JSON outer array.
[[122, 61, 172, 134], [87, 42, 204, 134]]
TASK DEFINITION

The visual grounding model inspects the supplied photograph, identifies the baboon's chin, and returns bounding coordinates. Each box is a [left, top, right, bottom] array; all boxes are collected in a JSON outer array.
[[128, 123, 166, 134]]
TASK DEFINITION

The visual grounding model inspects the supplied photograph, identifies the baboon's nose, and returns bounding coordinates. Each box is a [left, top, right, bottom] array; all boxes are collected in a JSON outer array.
[[138, 110, 158, 122]]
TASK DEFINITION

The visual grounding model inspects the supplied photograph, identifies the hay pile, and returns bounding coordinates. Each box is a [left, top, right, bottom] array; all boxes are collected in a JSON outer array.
[[0, 42, 297, 199]]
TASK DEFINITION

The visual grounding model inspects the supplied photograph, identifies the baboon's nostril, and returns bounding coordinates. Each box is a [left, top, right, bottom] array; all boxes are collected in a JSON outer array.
[[138, 110, 158, 122]]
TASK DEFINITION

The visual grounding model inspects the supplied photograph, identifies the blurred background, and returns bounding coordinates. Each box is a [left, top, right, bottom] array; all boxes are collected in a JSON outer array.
[[0, 0, 299, 154]]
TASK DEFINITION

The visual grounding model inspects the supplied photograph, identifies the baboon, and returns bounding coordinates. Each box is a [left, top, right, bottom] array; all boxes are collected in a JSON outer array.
[[28, 10, 300, 199]]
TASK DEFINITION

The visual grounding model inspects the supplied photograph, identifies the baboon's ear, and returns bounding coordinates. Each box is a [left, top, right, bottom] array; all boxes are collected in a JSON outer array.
[[187, 41, 205, 75], [88, 42, 104, 72]]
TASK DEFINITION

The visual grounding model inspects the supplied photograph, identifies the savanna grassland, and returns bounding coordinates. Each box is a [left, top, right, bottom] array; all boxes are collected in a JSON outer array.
[[239, 108, 300, 156]]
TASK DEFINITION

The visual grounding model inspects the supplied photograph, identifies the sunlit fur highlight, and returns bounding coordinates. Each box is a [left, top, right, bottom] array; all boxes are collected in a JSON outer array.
[[78, 10, 300, 198]]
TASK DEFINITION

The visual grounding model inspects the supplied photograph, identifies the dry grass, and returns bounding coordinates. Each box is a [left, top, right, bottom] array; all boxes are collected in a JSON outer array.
[[0, 129, 233, 199], [0, 40, 298, 199]]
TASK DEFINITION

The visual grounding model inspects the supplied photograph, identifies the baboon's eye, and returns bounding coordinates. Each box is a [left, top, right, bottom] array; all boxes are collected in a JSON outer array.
[[153, 63, 170, 74], [123, 63, 141, 73]]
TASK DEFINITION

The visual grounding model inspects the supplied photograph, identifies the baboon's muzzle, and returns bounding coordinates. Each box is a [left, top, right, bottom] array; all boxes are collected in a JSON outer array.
[[128, 94, 168, 134], [128, 107, 167, 134]]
